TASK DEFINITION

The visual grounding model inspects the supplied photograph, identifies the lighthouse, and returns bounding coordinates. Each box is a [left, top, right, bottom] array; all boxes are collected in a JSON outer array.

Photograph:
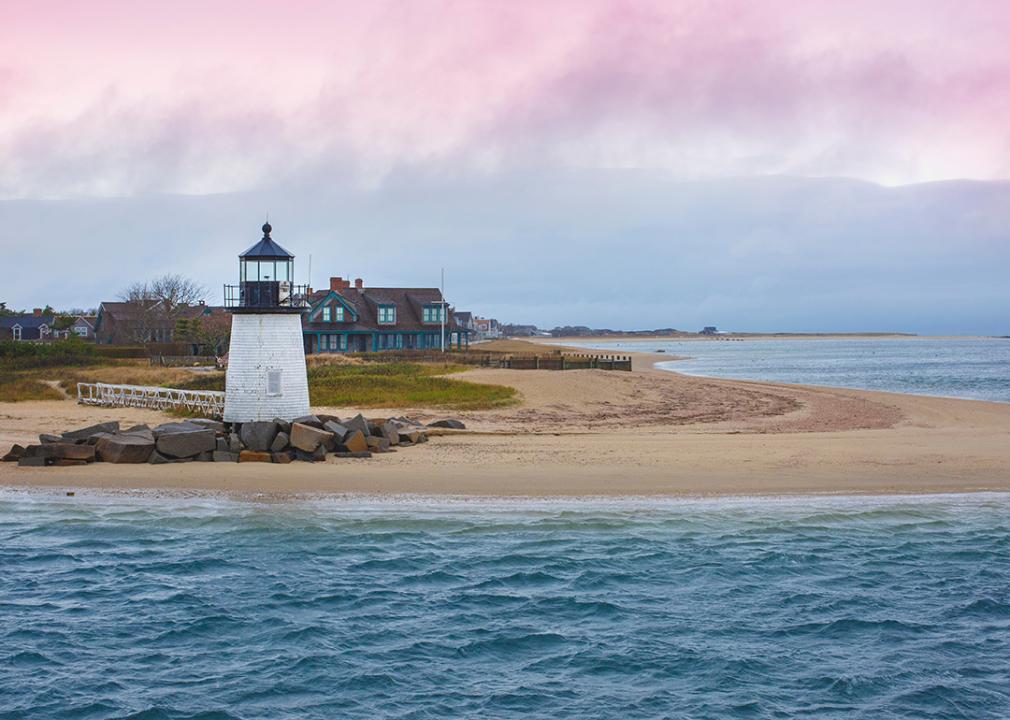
[[223, 222, 311, 423]]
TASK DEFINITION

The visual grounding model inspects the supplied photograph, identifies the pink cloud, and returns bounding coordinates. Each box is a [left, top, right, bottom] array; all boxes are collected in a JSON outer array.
[[1, 0, 1009, 197]]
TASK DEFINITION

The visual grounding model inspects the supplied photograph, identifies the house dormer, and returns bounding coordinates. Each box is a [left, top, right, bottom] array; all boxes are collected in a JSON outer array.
[[11, 324, 22, 341], [377, 304, 397, 324], [422, 303, 445, 324], [307, 290, 357, 324]]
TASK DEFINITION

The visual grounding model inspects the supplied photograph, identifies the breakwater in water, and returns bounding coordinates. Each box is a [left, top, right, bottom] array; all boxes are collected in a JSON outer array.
[[2, 492, 1009, 718]]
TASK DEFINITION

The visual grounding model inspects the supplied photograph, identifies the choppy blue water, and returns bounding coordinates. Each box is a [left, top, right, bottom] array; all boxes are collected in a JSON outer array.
[[2, 491, 1010, 719], [562, 338, 1010, 402]]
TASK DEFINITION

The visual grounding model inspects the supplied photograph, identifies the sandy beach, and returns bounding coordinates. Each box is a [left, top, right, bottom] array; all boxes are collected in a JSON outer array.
[[3, 347, 1009, 498]]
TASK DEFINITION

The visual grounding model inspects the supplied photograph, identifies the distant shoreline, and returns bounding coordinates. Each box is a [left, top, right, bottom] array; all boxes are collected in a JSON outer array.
[[535, 333, 1002, 343]]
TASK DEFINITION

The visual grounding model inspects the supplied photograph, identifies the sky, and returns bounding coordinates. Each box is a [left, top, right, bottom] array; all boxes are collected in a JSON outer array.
[[1, 0, 1009, 333]]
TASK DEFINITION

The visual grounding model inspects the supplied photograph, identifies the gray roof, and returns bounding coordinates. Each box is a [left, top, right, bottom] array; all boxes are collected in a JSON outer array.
[[240, 223, 294, 259], [0, 315, 53, 330]]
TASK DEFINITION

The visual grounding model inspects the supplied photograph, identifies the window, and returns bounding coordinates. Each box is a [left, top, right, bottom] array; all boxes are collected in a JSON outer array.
[[322, 306, 331, 322], [378, 305, 396, 324], [334, 306, 345, 322], [338, 334, 348, 350], [267, 369, 282, 396], [75, 326, 89, 337], [423, 305, 445, 323], [12, 325, 21, 341]]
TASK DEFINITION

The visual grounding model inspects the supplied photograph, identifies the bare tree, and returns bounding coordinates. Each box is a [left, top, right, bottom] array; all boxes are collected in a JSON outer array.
[[149, 274, 206, 316], [117, 274, 207, 344]]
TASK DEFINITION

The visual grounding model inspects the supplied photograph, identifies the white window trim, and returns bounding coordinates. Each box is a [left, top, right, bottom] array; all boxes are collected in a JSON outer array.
[[12, 325, 22, 341], [378, 305, 397, 324]]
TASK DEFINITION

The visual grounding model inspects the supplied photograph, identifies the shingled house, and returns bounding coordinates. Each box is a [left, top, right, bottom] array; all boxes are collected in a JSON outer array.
[[94, 301, 226, 346], [0, 309, 54, 341], [302, 277, 470, 353]]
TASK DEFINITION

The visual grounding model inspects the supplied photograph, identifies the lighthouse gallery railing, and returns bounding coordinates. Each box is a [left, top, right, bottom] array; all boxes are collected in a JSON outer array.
[[77, 382, 225, 418]]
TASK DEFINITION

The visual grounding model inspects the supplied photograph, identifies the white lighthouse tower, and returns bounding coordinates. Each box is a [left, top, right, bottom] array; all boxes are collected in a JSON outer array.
[[223, 222, 310, 423]]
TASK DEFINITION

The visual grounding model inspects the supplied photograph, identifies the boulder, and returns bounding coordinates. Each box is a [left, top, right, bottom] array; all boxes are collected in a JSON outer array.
[[271, 417, 292, 434], [2, 444, 27, 462], [323, 421, 349, 442], [18, 456, 46, 467], [62, 421, 120, 443], [39, 433, 63, 444], [196, 451, 214, 462], [398, 429, 423, 444], [239, 450, 273, 463], [96, 435, 155, 464], [239, 422, 279, 452], [365, 435, 390, 452], [333, 451, 372, 459], [188, 418, 226, 433], [291, 414, 324, 429], [270, 432, 290, 453], [156, 429, 216, 459], [338, 430, 369, 454], [122, 427, 156, 443], [290, 423, 333, 453], [428, 419, 466, 430], [378, 421, 400, 446], [213, 451, 239, 463], [148, 451, 191, 464], [292, 449, 317, 462], [152, 421, 205, 437], [228, 433, 243, 453], [46, 443, 96, 462], [53, 458, 88, 467], [311, 445, 328, 462], [345, 414, 370, 437], [216, 437, 229, 452], [272, 452, 294, 464], [123, 424, 151, 434]]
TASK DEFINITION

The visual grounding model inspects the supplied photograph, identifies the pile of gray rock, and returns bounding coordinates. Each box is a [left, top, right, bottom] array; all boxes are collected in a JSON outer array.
[[2, 415, 467, 466]]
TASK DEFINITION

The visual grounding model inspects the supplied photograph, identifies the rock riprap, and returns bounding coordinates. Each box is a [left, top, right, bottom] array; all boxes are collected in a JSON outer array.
[[4, 416, 443, 466]]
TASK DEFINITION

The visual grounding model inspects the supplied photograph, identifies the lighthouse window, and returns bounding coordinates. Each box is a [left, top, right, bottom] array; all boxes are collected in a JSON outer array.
[[267, 369, 283, 396]]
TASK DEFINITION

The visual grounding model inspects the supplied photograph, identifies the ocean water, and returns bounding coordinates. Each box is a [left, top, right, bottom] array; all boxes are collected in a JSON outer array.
[[561, 337, 1010, 402], [2, 491, 1010, 719]]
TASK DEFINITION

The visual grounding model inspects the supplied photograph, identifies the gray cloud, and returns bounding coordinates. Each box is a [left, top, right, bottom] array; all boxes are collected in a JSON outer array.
[[2, 171, 1007, 335]]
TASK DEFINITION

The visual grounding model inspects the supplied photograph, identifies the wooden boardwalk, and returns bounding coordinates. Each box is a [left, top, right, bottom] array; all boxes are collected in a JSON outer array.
[[77, 382, 225, 418]]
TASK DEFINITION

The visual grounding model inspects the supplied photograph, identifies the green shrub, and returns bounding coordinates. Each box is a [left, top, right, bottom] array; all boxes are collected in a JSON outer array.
[[0, 339, 98, 370]]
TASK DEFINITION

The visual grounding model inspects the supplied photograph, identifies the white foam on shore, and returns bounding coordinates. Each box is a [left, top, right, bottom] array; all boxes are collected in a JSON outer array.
[[2, 484, 1009, 517]]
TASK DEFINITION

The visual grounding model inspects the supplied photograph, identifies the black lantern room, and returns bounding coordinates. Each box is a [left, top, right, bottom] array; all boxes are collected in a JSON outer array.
[[224, 223, 309, 312]]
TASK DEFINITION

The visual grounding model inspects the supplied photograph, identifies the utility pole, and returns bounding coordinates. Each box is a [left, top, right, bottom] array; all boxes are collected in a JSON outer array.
[[440, 267, 446, 353]]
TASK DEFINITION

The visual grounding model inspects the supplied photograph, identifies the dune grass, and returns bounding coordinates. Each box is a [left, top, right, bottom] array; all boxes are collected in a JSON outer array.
[[0, 374, 65, 402], [307, 362, 517, 410], [3, 358, 516, 412]]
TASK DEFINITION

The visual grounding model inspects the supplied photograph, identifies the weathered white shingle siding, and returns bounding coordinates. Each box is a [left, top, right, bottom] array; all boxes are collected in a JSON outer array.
[[224, 314, 310, 422]]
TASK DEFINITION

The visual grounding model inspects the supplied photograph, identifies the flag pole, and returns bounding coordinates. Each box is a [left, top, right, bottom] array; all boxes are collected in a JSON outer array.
[[440, 267, 446, 353]]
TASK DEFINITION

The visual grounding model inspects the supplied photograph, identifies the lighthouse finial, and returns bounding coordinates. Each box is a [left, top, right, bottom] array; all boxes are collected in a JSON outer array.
[[262, 213, 272, 236]]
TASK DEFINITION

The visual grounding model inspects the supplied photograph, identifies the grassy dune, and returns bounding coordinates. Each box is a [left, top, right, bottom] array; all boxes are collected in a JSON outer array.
[[1, 359, 516, 411]]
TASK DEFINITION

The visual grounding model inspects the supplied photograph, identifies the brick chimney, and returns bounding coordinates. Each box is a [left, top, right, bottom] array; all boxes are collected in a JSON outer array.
[[33, 308, 42, 317], [329, 276, 350, 292], [354, 278, 363, 290]]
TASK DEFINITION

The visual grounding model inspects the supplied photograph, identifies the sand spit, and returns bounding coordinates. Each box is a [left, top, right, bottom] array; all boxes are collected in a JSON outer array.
[[2, 350, 1009, 498]]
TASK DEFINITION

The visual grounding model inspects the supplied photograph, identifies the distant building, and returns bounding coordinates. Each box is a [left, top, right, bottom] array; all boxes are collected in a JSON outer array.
[[55, 315, 97, 341], [472, 316, 501, 340], [0, 309, 54, 341], [302, 277, 470, 353], [94, 301, 225, 345], [700, 326, 718, 335]]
